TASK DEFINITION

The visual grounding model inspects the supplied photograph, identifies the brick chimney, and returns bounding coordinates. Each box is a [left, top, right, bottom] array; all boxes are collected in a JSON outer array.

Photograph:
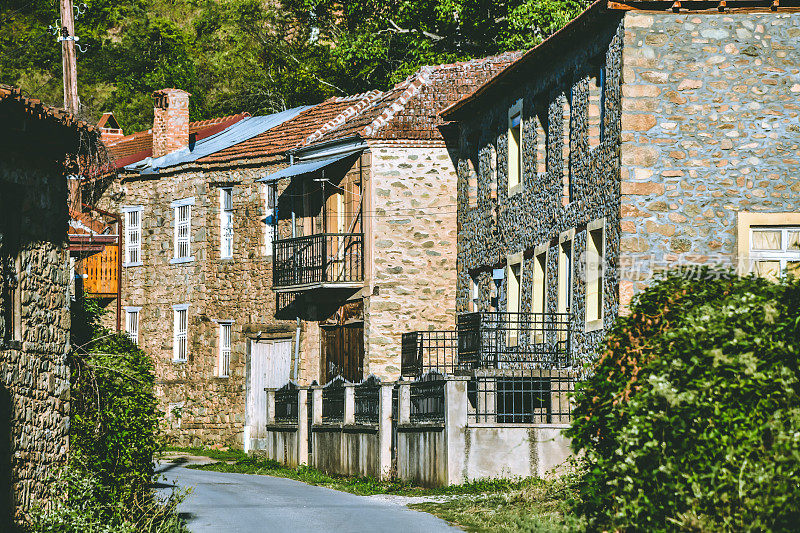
[[152, 88, 190, 158]]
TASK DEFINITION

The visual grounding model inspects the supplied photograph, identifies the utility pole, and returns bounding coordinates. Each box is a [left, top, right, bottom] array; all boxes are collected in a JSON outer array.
[[59, 0, 79, 114]]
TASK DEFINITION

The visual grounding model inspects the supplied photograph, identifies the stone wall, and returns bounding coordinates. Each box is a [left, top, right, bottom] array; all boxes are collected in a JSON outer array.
[[620, 12, 800, 306], [0, 156, 71, 524], [98, 163, 298, 447], [366, 144, 458, 379], [454, 15, 625, 365]]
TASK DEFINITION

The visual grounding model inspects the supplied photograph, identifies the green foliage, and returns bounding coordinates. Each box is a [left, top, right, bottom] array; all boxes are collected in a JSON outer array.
[[0, 0, 588, 130], [568, 271, 800, 531], [27, 469, 187, 533], [69, 297, 161, 506]]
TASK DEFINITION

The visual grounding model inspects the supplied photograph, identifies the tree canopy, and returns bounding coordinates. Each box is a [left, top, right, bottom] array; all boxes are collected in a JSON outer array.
[[0, 0, 588, 132]]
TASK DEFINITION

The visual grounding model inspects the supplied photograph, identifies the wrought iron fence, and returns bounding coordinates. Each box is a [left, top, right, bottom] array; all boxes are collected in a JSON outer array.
[[275, 381, 299, 424], [322, 375, 347, 423], [468, 369, 576, 424], [354, 375, 381, 424], [273, 232, 363, 288], [401, 330, 459, 378], [410, 371, 446, 424], [458, 312, 571, 369]]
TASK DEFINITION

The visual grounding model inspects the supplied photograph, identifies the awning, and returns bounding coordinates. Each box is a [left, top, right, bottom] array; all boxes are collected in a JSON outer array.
[[259, 150, 362, 183]]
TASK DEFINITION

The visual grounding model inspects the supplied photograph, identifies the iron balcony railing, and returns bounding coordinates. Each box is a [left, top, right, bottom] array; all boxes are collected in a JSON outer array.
[[458, 312, 572, 369], [401, 330, 459, 378], [273, 232, 363, 289], [410, 371, 446, 424]]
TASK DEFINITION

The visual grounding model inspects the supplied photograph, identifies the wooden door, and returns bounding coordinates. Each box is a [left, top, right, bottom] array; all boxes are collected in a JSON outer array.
[[245, 338, 292, 450]]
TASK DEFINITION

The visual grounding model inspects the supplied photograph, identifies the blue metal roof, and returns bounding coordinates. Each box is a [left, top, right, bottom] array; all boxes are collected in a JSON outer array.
[[258, 150, 362, 183]]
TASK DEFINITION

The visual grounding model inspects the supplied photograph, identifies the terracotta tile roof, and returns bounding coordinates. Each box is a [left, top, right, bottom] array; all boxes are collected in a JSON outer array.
[[0, 83, 96, 134], [306, 52, 523, 145], [197, 96, 375, 164], [105, 112, 250, 169]]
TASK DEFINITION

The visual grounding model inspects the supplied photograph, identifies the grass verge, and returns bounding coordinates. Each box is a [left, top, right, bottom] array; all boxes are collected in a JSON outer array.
[[163, 447, 583, 530]]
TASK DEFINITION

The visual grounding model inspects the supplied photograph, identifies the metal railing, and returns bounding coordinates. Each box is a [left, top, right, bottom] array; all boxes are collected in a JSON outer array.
[[275, 381, 299, 424], [458, 312, 572, 369], [468, 369, 576, 424], [410, 371, 446, 424], [401, 330, 459, 378], [354, 375, 381, 425], [321, 376, 347, 423], [273, 232, 363, 289]]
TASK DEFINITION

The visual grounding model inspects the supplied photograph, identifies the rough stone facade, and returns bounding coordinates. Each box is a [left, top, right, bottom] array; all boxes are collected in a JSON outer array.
[[449, 8, 625, 365], [97, 164, 296, 447], [620, 11, 800, 305], [366, 144, 458, 377], [0, 86, 87, 526]]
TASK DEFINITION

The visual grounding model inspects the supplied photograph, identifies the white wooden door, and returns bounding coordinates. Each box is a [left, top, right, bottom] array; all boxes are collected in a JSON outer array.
[[245, 339, 292, 451]]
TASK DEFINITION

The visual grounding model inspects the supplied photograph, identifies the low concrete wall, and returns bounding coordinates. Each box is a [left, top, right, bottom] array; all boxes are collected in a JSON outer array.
[[313, 425, 382, 478], [397, 425, 447, 487], [261, 425, 302, 467]]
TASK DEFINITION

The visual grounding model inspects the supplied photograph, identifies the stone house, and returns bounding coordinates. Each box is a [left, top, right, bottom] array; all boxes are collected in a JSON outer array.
[[0, 85, 99, 526], [431, 0, 800, 423], [266, 54, 520, 387]]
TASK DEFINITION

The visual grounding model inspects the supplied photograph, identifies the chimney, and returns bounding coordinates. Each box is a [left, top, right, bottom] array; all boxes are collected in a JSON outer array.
[[152, 88, 190, 158]]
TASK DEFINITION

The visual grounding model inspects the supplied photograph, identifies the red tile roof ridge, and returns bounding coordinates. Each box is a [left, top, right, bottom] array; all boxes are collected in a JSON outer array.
[[303, 90, 384, 145], [190, 112, 250, 128], [363, 72, 430, 137]]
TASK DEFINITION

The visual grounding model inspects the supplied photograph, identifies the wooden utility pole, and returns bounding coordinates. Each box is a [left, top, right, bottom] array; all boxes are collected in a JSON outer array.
[[59, 0, 79, 114]]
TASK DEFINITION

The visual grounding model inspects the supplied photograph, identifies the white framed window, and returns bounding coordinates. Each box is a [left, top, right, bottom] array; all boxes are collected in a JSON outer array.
[[122, 206, 143, 266], [218, 321, 232, 377], [532, 248, 547, 343], [506, 258, 522, 347], [469, 274, 480, 312], [749, 226, 800, 280], [586, 220, 605, 330], [173, 304, 189, 362], [170, 197, 195, 264], [264, 184, 276, 256], [507, 99, 523, 194], [220, 188, 233, 259], [557, 231, 574, 342], [124, 306, 141, 345]]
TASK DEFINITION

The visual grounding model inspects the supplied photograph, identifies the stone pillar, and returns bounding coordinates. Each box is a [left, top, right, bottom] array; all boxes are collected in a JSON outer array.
[[297, 388, 309, 466], [378, 383, 394, 479], [344, 384, 355, 425], [398, 381, 411, 424], [445, 376, 469, 486], [265, 389, 276, 425]]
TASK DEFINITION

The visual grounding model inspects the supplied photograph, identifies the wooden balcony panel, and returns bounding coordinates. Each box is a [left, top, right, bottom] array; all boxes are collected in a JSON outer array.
[[84, 244, 119, 297]]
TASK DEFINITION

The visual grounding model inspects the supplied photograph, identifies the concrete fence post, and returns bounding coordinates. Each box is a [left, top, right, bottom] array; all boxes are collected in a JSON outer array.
[[445, 376, 469, 485], [398, 381, 411, 424], [297, 388, 309, 466], [344, 384, 355, 425], [265, 388, 276, 426], [378, 382, 393, 479], [312, 386, 323, 424]]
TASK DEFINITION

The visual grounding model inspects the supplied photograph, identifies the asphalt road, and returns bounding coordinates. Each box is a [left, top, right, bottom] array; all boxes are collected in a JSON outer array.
[[156, 462, 460, 533]]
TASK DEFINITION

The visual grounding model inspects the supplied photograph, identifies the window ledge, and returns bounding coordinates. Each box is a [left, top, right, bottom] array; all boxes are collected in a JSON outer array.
[[172, 359, 188, 364], [508, 184, 523, 197], [170, 256, 196, 265], [219, 256, 233, 261], [585, 318, 604, 333], [123, 261, 143, 268]]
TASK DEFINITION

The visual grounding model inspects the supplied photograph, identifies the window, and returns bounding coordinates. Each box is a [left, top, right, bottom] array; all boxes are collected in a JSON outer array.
[[534, 115, 546, 175], [220, 188, 233, 259], [508, 99, 523, 194], [506, 259, 522, 347], [264, 184, 276, 256], [125, 307, 141, 345], [586, 222, 605, 329], [749, 226, 800, 280], [173, 305, 189, 362], [562, 93, 572, 206], [123, 206, 143, 266], [466, 132, 480, 209], [1, 185, 22, 343], [588, 74, 602, 148], [488, 143, 498, 201], [469, 274, 480, 312], [171, 197, 194, 263], [218, 322, 232, 377], [557, 235, 573, 325]]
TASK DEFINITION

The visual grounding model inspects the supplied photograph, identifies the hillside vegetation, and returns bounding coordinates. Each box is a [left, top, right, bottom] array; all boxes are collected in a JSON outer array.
[[1, 0, 588, 132]]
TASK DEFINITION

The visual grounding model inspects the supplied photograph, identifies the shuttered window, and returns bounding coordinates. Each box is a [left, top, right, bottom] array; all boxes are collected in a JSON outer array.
[[219, 322, 232, 377], [173, 305, 188, 362], [171, 198, 194, 263], [220, 188, 233, 259], [123, 207, 143, 266], [125, 307, 140, 345]]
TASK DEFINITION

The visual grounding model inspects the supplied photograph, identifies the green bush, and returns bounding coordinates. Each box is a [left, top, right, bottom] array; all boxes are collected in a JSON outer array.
[[68, 298, 161, 504], [568, 271, 800, 531]]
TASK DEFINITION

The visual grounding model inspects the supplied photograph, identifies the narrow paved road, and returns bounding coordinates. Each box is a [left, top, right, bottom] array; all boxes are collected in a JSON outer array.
[[156, 461, 460, 533]]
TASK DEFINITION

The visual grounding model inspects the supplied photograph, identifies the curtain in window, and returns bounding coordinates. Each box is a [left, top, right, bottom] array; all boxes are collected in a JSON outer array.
[[788, 230, 800, 251], [752, 230, 781, 250]]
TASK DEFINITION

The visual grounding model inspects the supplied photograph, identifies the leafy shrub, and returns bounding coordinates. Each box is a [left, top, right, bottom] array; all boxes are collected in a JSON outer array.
[[568, 271, 800, 531], [68, 298, 161, 504]]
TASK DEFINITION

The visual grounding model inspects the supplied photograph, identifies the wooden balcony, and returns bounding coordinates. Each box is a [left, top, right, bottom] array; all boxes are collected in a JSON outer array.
[[273, 233, 363, 291], [82, 244, 119, 297]]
